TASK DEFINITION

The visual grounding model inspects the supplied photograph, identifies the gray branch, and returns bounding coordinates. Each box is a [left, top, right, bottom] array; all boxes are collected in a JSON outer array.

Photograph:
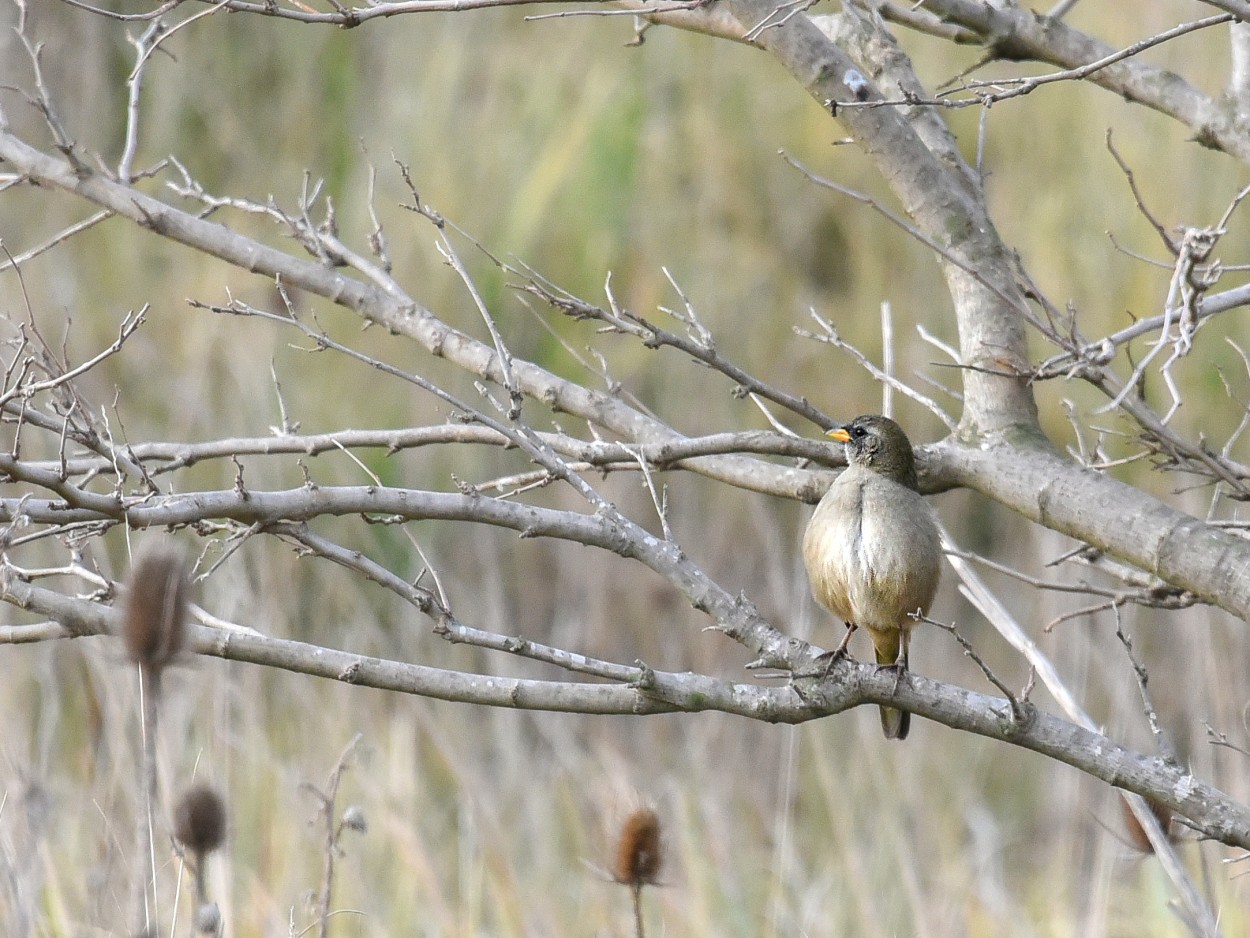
[[7, 574, 1250, 852]]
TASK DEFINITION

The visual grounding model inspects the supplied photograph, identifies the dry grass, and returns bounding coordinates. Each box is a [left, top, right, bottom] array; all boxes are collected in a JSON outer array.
[[2, 2, 1250, 935]]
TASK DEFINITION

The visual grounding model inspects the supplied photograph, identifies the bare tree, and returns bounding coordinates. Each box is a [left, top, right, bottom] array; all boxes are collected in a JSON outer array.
[[3, 1, 1250, 934]]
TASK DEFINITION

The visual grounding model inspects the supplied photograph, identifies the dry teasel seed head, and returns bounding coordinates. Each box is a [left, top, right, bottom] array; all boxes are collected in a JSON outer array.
[[123, 548, 190, 673], [613, 807, 663, 887], [174, 784, 227, 857]]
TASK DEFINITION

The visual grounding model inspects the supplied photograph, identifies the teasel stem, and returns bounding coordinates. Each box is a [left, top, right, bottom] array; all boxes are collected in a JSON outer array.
[[121, 548, 190, 937]]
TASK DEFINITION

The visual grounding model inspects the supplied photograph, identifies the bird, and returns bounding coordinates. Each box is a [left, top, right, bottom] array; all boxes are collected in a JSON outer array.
[[802, 414, 942, 740]]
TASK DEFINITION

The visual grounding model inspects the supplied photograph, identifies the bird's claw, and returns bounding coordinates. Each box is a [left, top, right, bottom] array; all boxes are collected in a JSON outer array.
[[791, 647, 856, 681], [874, 661, 908, 694], [814, 647, 855, 678]]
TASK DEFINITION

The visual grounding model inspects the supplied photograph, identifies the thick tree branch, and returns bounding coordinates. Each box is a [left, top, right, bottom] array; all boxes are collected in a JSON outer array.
[[932, 439, 1250, 624], [7, 575, 1250, 851], [0, 414, 837, 485], [0, 480, 810, 666], [0, 132, 816, 499], [917, 0, 1250, 163], [4, 126, 1249, 630], [720, 0, 1038, 438]]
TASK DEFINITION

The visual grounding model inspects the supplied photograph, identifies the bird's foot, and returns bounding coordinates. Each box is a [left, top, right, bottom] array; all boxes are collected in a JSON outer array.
[[874, 661, 908, 694], [815, 646, 856, 678], [793, 647, 856, 681]]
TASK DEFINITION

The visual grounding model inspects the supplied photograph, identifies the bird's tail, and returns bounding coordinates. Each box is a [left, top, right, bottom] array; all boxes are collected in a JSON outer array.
[[874, 636, 910, 740]]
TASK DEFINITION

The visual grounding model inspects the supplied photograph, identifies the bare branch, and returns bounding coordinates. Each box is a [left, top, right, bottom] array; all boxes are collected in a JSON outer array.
[[940, 525, 1219, 935], [890, 2, 1250, 162], [6, 571, 1250, 855], [798, 310, 957, 430], [59, 0, 712, 25]]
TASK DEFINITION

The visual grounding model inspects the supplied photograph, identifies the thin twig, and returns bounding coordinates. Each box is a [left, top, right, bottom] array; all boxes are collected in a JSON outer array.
[[799, 310, 957, 429], [301, 734, 363, 938], [919, 612, 1030, 725], [1113, 612, 1179, 764]]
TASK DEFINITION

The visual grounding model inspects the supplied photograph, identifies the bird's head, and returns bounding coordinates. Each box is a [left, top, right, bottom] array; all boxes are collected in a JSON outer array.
[[827, 414, 919, 489]]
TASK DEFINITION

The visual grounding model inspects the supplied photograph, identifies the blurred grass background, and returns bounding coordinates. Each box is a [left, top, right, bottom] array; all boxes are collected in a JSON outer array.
[[2, 1, 1250, 935]]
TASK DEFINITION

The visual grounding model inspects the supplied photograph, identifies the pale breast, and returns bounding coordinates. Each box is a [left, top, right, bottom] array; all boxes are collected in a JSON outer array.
[[802, 470, 941, 631]]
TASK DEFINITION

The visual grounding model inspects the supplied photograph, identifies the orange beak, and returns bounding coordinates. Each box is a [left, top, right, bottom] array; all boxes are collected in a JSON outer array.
[[826, 428, 851, 443]]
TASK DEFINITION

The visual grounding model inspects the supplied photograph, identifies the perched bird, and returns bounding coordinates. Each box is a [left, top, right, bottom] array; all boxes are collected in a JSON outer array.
[[802, 415, 942, 740]]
